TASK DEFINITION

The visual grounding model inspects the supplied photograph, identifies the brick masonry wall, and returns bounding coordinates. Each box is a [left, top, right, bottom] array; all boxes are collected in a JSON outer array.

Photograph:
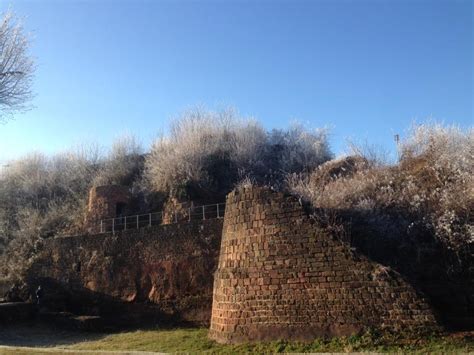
[[86, 185, 131, 225], [28, 219, 223, 325], [209, 186, 439, 343]]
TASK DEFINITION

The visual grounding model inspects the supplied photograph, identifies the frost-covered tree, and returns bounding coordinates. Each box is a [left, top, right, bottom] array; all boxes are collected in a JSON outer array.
[[144, 107, 332, 199], [0, 11, 35, 123]]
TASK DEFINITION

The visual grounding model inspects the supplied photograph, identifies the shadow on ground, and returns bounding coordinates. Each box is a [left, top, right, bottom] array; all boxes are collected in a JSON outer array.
[[0, 278, 197, 349], [0, 323, 106, 348]]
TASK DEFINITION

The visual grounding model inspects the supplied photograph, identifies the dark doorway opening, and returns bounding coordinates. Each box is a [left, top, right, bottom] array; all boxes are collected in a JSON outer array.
[[116, 202, 127, 217]]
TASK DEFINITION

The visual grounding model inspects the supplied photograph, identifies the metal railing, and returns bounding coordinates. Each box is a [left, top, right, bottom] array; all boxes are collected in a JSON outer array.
[[96, 202, 226, 234]]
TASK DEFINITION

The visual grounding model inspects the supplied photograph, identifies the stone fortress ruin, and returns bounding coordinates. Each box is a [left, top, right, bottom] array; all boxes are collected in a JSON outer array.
[[17, 185, 473, 343]]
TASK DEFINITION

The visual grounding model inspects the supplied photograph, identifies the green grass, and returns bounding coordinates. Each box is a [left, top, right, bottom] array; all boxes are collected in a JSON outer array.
[[0, 326, 472, 354], [64, 327, 473, 354]]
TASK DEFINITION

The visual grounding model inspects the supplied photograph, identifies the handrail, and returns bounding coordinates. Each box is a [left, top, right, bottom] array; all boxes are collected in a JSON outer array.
[[96, 202, 226, 234]]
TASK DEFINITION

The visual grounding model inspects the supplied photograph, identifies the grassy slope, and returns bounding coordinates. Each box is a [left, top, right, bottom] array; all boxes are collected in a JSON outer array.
[[67, 328, 473, 354], [0, 327, 472, 354]]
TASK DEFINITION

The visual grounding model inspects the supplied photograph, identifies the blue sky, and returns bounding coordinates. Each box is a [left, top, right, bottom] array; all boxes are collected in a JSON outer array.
[[0, 0, 472, 163]]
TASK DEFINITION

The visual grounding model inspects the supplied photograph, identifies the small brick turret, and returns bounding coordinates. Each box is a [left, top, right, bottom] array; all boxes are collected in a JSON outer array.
[[85, 185, 131, 229]]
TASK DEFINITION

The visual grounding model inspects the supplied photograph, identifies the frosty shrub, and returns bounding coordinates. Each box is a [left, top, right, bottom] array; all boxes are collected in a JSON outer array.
[[0, 148, 99, 279], [0, 136, 145, 280], [144, 107, 266, 198], [288, 122, 473, 256], [144, 107, 332, 199], [397, 123, 473, 251], [93, 134, 144, 187]]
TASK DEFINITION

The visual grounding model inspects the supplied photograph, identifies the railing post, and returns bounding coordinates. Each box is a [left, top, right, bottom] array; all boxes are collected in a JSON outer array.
[[101, 203, 226, 234]]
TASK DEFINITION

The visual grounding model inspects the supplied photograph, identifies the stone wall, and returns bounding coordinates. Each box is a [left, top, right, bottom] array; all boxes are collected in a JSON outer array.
[[28, 219, 223, 325], [209, 187, 439, 343]]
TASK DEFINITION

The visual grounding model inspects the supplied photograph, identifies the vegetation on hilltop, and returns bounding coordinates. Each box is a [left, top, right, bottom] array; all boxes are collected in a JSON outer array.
[[289, 124, 473, 248], [143, 107, 332, 200], [288, 123, 473, 278]]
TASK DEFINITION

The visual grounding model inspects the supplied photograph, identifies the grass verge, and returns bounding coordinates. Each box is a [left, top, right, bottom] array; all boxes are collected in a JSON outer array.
[[0, 327, 472, 354], [66, 327, 473, 354]]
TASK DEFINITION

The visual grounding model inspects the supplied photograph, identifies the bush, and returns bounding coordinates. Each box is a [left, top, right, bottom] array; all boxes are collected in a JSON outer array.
[[0, 136, 145, 280], [144, 107, 332, 199], [287, 122, 473, 258], [0, 149, 98, 279], [93, 134, 144, 187]]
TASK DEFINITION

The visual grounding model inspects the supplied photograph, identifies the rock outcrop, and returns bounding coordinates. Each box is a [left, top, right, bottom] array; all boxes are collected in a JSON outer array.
[[27, 219, 223, 325]]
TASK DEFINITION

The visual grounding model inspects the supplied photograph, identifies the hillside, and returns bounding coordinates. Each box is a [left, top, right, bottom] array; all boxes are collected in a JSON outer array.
[[0, 110, 472, 333]]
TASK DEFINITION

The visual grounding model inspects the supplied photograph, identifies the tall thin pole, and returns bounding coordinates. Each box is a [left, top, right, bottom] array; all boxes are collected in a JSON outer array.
[[394, 134, 400, 162]]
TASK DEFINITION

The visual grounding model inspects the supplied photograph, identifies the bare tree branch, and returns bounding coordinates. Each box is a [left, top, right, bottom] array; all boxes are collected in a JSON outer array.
[[0, 11, 35, 123]]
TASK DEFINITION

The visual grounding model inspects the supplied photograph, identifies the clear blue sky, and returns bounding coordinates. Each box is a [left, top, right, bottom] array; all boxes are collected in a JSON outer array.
[[0, 0, 472, 163]]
